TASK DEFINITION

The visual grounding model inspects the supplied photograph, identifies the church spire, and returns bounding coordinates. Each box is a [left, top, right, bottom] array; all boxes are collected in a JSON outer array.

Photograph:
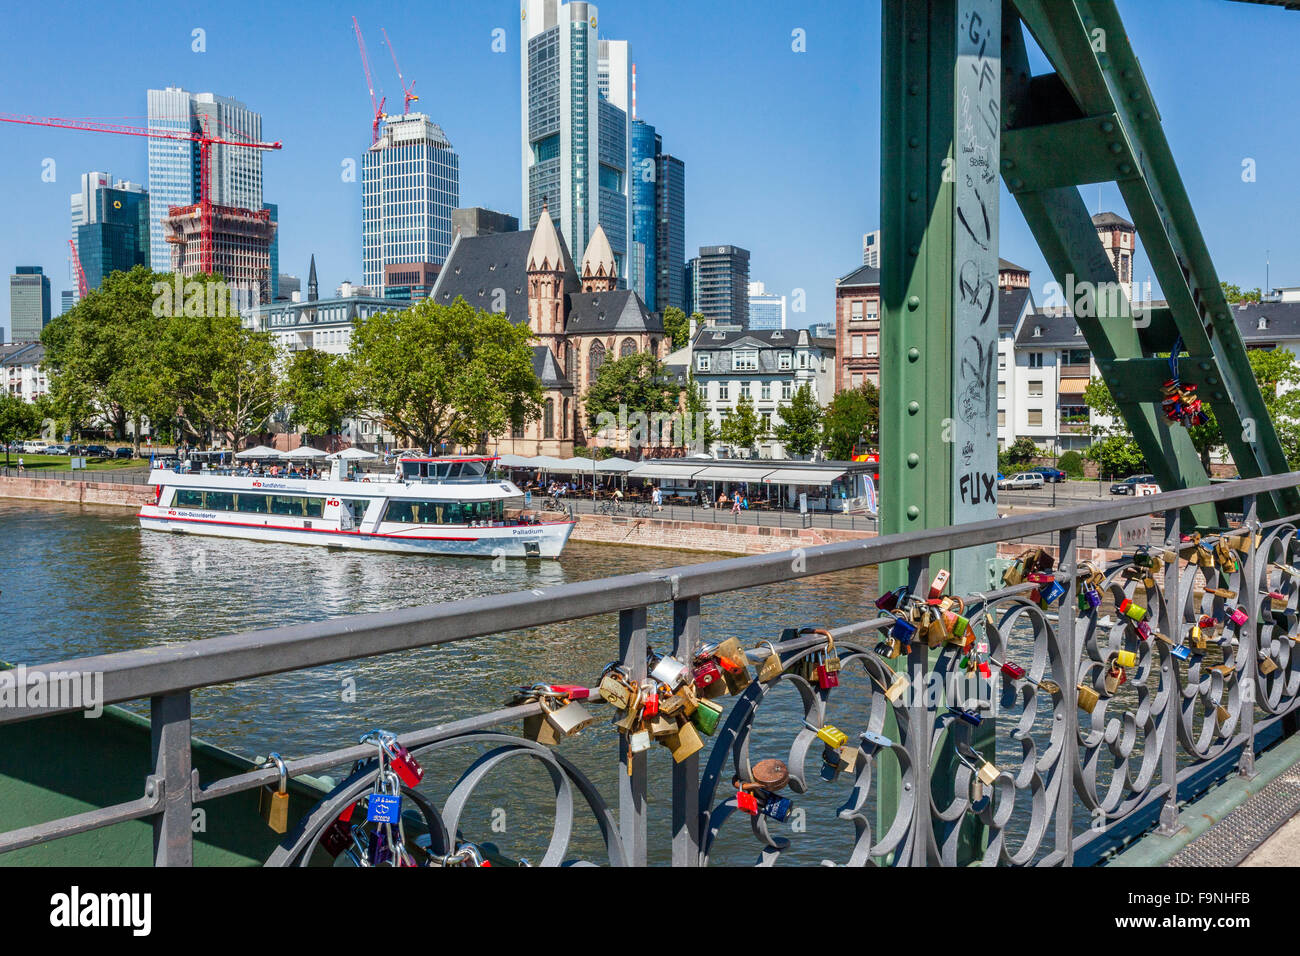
[[307, 255, 318, 302], [580, 223, 617, 292], [527, 200, 564, 273]]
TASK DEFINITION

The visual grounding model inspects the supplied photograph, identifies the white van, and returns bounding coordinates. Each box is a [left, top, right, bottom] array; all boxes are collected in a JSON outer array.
[[21, 441, 47, 454]]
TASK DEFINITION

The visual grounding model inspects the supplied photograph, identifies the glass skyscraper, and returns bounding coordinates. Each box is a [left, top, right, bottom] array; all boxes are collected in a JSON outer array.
[[147, 88, 265, 272], [630, 119, 658, 308], [9, 267, 51, 343], [747, 281, 787, 330], [692, 245, 750, 326], [521, 0, 630, 276], [361, 113, 460, 296], [75, 180, 151, 292], [655, 151, 685, 312]]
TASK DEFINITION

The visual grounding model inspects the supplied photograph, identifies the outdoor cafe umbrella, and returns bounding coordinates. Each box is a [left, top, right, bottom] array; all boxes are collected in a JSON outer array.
[[283, 446, 329, 460], [326, 448, 379, 460], [235, 445, 281, 459]]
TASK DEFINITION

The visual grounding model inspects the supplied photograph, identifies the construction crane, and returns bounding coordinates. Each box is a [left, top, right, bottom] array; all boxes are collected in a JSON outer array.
[[353, 17, 386, 144], [382, 27, 418, 116], [67, 239, 88, 299], [0, 113, 281, 276]]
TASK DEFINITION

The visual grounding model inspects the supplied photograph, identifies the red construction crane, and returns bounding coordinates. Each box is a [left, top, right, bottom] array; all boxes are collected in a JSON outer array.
[[0, 113, 281, 276], [353, 17, 386, 143], [382, 27, 418, 116], [68, 239, 88, 299]]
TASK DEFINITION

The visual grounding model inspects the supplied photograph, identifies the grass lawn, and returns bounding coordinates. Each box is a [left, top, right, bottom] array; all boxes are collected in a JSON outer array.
[[2, 453, 147, 472]]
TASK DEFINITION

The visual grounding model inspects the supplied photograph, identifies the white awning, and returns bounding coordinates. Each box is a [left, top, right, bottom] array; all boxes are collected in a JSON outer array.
[[693, 465, 774, 482], [596, 457, 637, 473], [526, 456, 570, 470], [496, 454, 532, 467], [629, 462, 706, 480], [235, 445, 281, 459], [555, 457, 599, 473], [762, 467, 846, 485]]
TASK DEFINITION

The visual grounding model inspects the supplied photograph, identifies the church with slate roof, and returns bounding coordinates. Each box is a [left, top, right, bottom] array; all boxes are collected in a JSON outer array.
[[429, 202, 664, 456]]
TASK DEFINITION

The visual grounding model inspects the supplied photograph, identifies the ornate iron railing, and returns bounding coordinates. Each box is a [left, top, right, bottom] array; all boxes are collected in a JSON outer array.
[[1, 472, 1298, 865]]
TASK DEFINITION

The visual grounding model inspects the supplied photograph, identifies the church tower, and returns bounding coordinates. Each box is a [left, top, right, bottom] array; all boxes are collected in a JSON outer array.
[[580, 224, 618, 293], [526, 202, 566, 336]]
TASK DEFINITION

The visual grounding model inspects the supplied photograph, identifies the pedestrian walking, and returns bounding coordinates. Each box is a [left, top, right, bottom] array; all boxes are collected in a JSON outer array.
[[17, 456, 24, 474], [652, 486, 662, 511], [732, 495, 742, 516]]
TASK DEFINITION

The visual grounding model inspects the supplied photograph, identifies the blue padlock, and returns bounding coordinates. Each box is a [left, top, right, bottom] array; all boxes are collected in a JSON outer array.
[[367, 793, 402, 824], [947, 707, 982, 727], [1039, 580, 1066, 606], [891, 615, 917, 644], [1169, 644, 1191, 662], [759, 792, 793, 822], [860, 730, 893, 749]]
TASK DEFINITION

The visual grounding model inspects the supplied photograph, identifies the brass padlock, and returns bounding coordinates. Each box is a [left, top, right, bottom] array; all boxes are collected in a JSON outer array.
[[1077, 683, 1100, 714], [598, 665, 633, 709], [258, 753, 290, 834], [611, 687, 643, 734], [924, 607, 947, 649], [882, 670, 909, 703], [713, 637, 753, 694], [756, 641, 784, 682], [836, 744, 860, 774], [1003, 559, 1026, 587], [1260, 656, 1279, 676], [673, 681, 699, 716], [665, 720, 704, 762]]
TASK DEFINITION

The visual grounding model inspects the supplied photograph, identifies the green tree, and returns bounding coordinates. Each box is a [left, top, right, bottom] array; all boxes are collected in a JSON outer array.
[[349, 296, 542, 450], [1221, 282, 1262, 304], [1085, 435, 1146, 480], [0, 394, 41, 466], [284, 350, 357, 437], [719, 392, 764, 454], [773, 382, 823, 458], [1057, 449, 1085, 478], [584, 351, 681, 446], [821, 382, 879, 460], [998, 436, 1039, 473], [661, 306, 690, 352]]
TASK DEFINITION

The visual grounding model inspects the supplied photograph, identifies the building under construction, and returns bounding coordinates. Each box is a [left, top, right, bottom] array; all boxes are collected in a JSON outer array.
[[162, 203, 277, 305]]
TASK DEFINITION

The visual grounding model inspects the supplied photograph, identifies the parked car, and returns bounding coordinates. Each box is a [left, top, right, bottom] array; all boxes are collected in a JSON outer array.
[[1110, 474, 1156, 495], [44, 444, 69, 455], [85, 444, 111, 458], [114, 447, 134, 459], [1029, 466, 1067, 483], [21, 441, 48, 454], [998, 472, 1045, 490]]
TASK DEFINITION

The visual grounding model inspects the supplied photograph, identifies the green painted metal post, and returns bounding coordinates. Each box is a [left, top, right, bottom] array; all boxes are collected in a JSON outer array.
[[879, 0, 1000, 859]]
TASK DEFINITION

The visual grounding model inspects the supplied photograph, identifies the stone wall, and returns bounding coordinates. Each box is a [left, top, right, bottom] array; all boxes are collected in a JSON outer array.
[[0, 476, 152, 509], [567, 513, 872, 555]]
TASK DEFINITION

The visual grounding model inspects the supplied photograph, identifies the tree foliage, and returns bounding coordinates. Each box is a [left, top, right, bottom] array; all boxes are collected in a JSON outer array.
[[719, 392, 765, 454], [821, 382, 879, 460], [583, 351, 680, 431], [0, 394, 41, 465], [1221, 282, 1262, 304], [1086, 435, 1147, 480], [349, 296, 541, 449], [661, 306, 690, 352], [773, 382, 823, 458], [284, 349, 357, 436]]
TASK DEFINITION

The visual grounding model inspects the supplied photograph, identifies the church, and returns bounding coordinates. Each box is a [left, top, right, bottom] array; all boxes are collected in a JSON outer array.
[[428, 204, 665, 456]]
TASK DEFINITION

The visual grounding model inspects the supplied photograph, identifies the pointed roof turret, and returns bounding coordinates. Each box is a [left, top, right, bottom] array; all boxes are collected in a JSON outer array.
[[581, 223, 617, 280], [307, 254, 319, 301], [527, 201, 564, 273]]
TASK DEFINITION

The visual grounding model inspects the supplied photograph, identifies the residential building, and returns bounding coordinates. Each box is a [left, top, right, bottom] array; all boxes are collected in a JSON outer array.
[[1, 342, 48, 402], [689, 245, 750, 326], [9, 267, 51, 343], [834, 264, 881, 391], [748, 281, 787, 330], [452, 207, 519, 239], [862, 229, 880, 268], [429, 204, 662, 456], [147, 88, 265, 272], [362, 113, 460, 296], [995, 283, 1035, 448], [520, 0, 631, 276], [683, 326, 835, 459]]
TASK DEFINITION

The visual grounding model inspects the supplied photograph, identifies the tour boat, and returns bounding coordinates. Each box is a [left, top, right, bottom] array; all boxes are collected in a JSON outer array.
[[138, 456, 575, 558]]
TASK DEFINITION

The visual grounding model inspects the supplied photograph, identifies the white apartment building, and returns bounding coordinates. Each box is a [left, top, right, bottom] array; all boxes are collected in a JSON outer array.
[[670, 327, 836, 459], [1, 343, 48, 404]]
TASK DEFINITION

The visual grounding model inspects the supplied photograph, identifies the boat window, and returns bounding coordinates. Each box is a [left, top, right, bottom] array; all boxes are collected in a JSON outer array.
[[174, 489, 205, 508], [384, 501, 415, 523], [304, 497, 324, 518], [401, 462, 424, 480], [205, 492, 235, 512], [236, 494, 270, 514], [269, 495, 324, 517], [342, 499, 371, 519]]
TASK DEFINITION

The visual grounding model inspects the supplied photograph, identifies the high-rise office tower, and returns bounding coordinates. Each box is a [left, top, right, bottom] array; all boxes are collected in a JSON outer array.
[[521, 0, 630, 278], [654, 151, 685, 312], [862, 229, 880, 267], [452, 207, 519, 239], [147, 88, 265, 272], [747, 281, 786, 330], [264, 203, 279, 303], [9, 267, 52, 343], [361, 113, 460, 296], [630, 119, 658, 307], [691, 245, 750, 326], [71, 172, 150, 297]]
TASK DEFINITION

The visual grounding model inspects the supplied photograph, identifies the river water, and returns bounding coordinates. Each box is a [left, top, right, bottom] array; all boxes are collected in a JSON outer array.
[[4, 500, 920, 865]]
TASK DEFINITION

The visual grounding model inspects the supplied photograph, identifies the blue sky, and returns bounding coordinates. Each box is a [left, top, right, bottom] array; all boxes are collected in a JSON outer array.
[[2, 0, 1298, 335]]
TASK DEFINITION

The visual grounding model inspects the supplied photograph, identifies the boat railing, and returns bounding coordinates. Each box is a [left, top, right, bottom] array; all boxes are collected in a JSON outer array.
[[3, 472, 1300, 866]]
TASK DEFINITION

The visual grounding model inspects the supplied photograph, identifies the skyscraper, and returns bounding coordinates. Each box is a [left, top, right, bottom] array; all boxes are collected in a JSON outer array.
[[361, 113, 460, 296], [147, 88, 266, 272], [748, 281, 787, 330], [630, 119, 658, 307], [71, 172, 150, 296], [264, 203, 279, 303], [654, 150, 685, 312], [862, 229, 880, 267], [521, 0, 630, 277], [9, 267, 51, 343], [691, 245, 750, 326]]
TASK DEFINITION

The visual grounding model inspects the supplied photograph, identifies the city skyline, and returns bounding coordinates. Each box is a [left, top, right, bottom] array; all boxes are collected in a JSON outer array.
[[1, 1, 1298, 334]]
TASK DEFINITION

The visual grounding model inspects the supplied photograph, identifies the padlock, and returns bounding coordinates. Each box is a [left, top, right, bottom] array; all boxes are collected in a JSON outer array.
[[1002, 558, 1026, 587], [758, 791, 793, 822], [384, 737, 424, 789], [665, 721, 704, 762], [1227, 605, 1249, 627], [693, 659, 726, 697], [1205, 587, 1237, 600], [1084, 583, 1102, 609], [1260, 656, 1280, 676], [929, 569, 950, 600], [691, 698, 723, 735], [542, 696, 596, 739], [875, 636, 903, 659], [860, 730, 893, 749], [1169, 643, 1192, 663], [1038, 580, 1066, 607], [1118, 598, 1147, 622], [641, 686, 660, 718], [628, 726, 653, 754], [999, 660, 1026, 680], [962, 746, 999, 787], [650, 654, 689, 689], [947, 707, 982, 727], [319, 806, 357, 858], [1103, 663, 1127, 695], [819, 746, 843, 781], [750, 758, 791, 791], [875, 586, 908, 611], [713, 637, 753, 693], [673, 681, 699, 716], [1077, 683, 1100, 714], [258, 753, 291, 834], [756, 642, 784, 682], [1134, 619, 1153, 641], [836, 744, 860, 774], [735, 789, 760, 815], [658, 686, 686, 717], [1026, 572, 1055, 585], [891, 614, 917, 646], [813, 724, 848, 749], [598, 665, 634, 709], [1114, 649, 1137, 669], [924, 608, 948, 649], [648, 713, 677, 739], [884, 670, 909, 703]]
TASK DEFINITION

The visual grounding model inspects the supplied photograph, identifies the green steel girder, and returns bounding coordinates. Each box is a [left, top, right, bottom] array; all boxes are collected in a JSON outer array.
[[1002, 0, 1300, 525]]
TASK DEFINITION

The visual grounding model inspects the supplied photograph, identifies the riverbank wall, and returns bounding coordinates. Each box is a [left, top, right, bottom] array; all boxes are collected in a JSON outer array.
[[0, 475, 154, 509]]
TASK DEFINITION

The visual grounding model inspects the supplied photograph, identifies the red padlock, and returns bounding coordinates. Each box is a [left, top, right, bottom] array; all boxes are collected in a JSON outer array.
[[386, 740, 424, 788], [642, 689, 660, 717], [1000, 661, 1026, 680], [694, 660, 723, 690], [736, 790, 759, 815], [545, 684, 591, 700]]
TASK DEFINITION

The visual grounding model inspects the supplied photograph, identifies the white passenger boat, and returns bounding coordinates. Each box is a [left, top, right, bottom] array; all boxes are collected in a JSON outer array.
[[138, 456, 574, 558]]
